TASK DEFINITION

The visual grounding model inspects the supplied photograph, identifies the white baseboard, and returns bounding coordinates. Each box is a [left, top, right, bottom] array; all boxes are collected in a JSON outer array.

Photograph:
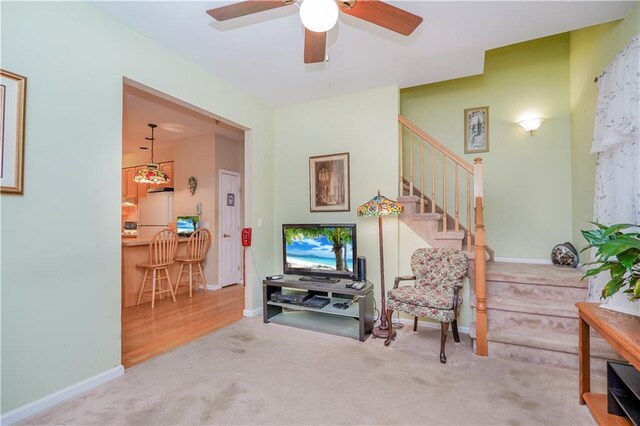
[[395, 317, 470, 334], [494, 257, 551, 265], [206, 284, 221, 291], [1, 365, 124, 426], [243, 306, 263, 318]]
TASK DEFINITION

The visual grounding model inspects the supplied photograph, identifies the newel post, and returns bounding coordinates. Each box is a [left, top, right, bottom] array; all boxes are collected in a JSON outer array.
[[473, 157, 488, 357]]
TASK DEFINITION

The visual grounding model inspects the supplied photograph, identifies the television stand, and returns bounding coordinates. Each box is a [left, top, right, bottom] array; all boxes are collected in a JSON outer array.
[[299, 276, 340, 283], [263, 276, 374, 341]]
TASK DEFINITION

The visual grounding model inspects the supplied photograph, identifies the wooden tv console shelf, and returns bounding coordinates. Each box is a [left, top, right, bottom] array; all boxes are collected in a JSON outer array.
[[262, 276, 374, 341], [576, 302, 640, 426]]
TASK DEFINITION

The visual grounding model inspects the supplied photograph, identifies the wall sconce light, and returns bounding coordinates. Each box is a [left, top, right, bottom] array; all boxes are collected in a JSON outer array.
[[517, 118, 546, 136]]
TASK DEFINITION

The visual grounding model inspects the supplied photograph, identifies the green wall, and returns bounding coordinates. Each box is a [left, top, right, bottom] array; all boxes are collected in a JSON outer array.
[[1, 2, 274, 414], [569, 4, 640, 250], [273, 86, 400, 302], [401, 35, 573, 259]]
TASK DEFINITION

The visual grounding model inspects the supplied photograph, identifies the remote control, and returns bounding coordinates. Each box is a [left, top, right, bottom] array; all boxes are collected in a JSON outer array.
[[267, 275, 283, 280]]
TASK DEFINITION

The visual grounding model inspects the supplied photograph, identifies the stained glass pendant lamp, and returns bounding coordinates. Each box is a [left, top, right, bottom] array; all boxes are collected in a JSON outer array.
[[357, 191, 404, 339], [134, 123, 169, 184]]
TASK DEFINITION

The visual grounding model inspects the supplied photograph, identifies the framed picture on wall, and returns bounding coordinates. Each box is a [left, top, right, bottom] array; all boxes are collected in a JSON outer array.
[[309, 152, 350, 212], [464, 106, 489, 154], [1, 69, 27, 194]]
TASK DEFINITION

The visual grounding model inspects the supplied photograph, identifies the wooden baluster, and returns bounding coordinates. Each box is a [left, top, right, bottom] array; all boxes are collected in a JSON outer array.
[[399, 123, 404, 196], [454, 164, 459, 232], [473, 158, 487, 357], [466, 172, 471, 252], [431, 148, 436, 213], [409, 132, 414, 196], [420, 138, 425, 213], [442, 156, 447, 230]]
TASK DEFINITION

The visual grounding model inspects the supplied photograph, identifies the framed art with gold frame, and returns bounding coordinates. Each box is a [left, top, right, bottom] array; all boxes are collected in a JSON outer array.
[[464, 106, 489, 154], [1, 69, 26, 194], [309, 152, 350, 212]]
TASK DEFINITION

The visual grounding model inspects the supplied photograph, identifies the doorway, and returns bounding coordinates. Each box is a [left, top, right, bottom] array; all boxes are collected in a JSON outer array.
[[120, 80, 246, 368]]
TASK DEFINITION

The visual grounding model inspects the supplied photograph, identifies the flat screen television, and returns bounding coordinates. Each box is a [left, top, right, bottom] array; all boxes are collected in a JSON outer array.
[[282, 223, 357, 281], [177, 215, 199, 236]]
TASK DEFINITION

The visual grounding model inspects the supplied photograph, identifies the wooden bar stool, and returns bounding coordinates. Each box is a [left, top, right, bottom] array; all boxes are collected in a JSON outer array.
[[174, 229, 211, 297], [136, 229, 178, 309]]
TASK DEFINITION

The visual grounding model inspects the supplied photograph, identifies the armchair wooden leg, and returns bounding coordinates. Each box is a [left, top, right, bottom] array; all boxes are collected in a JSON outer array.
[[440, 322, 449, 363], [384, 310, 396, 346], [413, 316, 418, 332], [452, 319, 460, 343]]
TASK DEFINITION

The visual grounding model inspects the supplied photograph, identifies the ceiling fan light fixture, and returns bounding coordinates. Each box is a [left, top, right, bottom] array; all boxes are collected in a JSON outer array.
[[300, 0, 339, 32]]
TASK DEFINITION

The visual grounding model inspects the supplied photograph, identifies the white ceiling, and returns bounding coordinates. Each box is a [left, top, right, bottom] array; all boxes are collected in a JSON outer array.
[[123, 84, 244, 154], [95, 1, 636, 108]]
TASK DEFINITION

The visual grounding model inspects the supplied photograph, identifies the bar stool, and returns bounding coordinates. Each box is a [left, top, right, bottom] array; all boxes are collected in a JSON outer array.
[[136, 229, 178, 308], [174, 229, 211, 297]]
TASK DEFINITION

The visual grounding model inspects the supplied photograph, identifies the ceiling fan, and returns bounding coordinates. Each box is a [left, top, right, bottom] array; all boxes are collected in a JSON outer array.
[[206, 0, 423, 64]]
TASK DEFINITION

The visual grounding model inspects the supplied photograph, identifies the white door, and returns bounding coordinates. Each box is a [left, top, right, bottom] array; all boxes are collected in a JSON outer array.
[[219, 170, 241, 287]]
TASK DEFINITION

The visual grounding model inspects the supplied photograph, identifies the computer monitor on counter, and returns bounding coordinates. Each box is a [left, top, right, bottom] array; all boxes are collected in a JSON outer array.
[[177, 216, 199, 237]]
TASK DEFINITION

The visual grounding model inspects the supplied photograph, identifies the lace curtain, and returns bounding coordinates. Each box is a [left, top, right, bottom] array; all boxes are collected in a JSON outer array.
[[588, 34, 640, 316]]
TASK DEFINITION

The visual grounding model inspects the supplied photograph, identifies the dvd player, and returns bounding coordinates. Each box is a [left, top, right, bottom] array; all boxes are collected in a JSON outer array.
[[302, 296, 331, 309], [270, 291, 312, 305]]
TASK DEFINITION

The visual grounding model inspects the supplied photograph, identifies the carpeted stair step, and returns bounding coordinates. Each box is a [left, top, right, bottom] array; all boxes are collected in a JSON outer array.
[[487, 280, 586, 302], [434, 231, 465, 250], [469, 322, 622, 374], [487, 306, 580, 334], [471, 293, 598, 335], [485, 295, 578, 318], [487, 262, 585, 287]]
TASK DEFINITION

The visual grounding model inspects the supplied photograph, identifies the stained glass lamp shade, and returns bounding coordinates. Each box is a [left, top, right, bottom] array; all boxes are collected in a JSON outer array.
[[134, 164, 169, 184], [357, 191, 403, 339], [357, 191, 404, 217], [133, 123, 170, 185]]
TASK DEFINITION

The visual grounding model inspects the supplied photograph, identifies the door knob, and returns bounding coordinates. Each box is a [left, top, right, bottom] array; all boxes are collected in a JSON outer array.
[[223, 233, 231, 238]]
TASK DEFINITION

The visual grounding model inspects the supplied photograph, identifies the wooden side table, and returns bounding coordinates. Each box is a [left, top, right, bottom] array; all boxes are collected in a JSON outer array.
[[576, 302, 640, 425]]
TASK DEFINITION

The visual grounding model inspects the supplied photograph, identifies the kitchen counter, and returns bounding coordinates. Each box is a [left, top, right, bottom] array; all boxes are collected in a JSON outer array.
[[121, 236, 189, 247], [121, 237, 191, 307]]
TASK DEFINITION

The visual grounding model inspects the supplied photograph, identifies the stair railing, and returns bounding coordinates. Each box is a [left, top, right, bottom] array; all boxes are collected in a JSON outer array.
[[398, 115, 488, 356], [398, 115, 474, 250]]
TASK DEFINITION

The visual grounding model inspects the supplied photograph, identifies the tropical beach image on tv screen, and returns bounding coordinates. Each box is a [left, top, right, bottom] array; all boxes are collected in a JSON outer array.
[[284, 226, 354, 272]]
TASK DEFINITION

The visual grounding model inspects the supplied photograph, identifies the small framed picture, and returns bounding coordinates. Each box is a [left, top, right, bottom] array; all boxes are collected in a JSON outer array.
[[464, 106, 489, 154], [309, 152, 350, 212], [1, 69, 27, 194]]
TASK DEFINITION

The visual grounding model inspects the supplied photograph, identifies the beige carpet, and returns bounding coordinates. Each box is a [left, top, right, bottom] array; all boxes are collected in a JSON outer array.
[[21, 317, 602, 425]]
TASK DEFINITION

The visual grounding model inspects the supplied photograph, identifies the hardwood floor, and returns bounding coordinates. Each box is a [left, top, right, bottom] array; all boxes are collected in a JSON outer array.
[[122, 284, 244, 368]]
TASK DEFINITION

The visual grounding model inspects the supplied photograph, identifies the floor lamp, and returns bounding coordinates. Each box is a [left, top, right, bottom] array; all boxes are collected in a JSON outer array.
[[357, 191, 404, 339]]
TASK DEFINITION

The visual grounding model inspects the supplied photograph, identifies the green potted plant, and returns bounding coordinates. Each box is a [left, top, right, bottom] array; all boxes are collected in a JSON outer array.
[[581, 222, 640, 301]]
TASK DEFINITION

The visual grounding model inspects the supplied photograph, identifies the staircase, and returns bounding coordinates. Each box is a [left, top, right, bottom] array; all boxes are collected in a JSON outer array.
[[469, 262, 620, 373], [397, 114, 619, 372]]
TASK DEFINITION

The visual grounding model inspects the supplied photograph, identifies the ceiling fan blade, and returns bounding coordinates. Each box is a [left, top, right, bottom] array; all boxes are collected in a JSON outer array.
[[339, 0, 423, 36], [304, 29, 326, 64], [206, 1, 293, 21]]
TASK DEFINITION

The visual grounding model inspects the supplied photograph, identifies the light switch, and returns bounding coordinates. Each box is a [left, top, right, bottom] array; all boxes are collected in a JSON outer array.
[[258, 218, 263, 228], [201, 221, 210, 229]]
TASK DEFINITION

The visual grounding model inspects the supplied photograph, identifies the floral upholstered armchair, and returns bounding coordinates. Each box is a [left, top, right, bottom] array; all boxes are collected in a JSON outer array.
[[384, 248, 468, 363]]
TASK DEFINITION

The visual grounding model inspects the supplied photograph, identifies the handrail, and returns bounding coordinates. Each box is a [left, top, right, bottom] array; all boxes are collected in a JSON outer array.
[[398, 115, 473, 174]]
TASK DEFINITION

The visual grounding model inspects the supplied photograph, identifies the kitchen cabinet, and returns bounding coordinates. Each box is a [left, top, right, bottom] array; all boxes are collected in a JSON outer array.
[[135, 166, 150, 200], [122, 167, 138, 201]]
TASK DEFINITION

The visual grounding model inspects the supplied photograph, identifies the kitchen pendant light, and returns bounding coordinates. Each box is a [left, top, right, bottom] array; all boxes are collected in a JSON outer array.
[[133, 123, 170, 184]]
